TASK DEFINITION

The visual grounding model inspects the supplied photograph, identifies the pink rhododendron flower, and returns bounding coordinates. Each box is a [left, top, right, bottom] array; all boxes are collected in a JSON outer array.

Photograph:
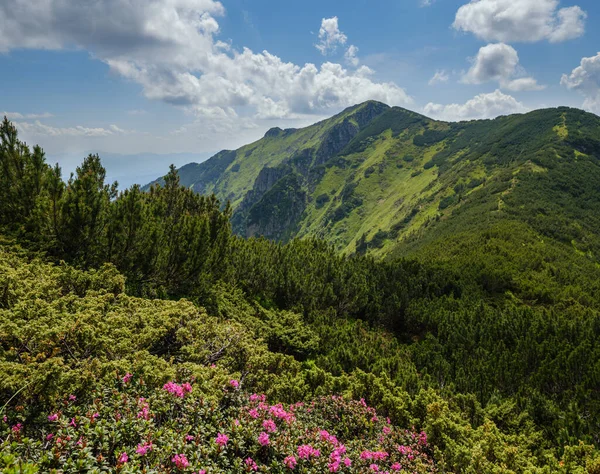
[[298, 445, 320, 459], [245, 457, 258, 471], [136, 442, 152, 455], [48, 413, 59, 422], [172, 453, 189, 469], [11, 423, 22, 433], [163, 381, 185, 398], [262, 419, 277, 432], [370, 464, 379, 471], [229, 379, 239, 389], [284, 455, 297, 469], [118, 452, 128, 464], [46, 433, 54, 441], [69, 417, 77, 427], [248, 408, 259, 419], [182, 382, 193, 393], [68, 395, 76, 402], [185, 434, 194, 442], [258, 431, 270, 446], [391, 462, 402, 471], [122, 373, 132, 383], [215, 433, 229, 446]]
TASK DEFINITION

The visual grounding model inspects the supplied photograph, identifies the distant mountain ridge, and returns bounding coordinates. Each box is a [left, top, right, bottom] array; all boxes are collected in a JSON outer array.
[[145, 102, 600, 263]]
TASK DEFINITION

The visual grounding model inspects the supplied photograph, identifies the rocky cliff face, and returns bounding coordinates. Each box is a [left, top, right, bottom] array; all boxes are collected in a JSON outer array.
[[246, 173, 307, 241], [231, 101, 390, 240]]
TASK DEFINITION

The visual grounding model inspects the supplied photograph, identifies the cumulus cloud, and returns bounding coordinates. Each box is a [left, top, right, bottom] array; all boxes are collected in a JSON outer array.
[[463, 43, 544, 91], [344, 45, 359, 67], [424, 89, 528, 121], [561, 53, 600, 114], [453, 0, 587, 43], [428, 70, 450, 86], [315, 17, 348, 55], [0, 2, 410, 123], [420, 0, 435, 6]]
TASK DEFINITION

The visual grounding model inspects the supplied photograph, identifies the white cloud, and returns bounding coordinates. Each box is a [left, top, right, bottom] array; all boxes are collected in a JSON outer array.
[[15, 121, 116, 137], [2, 112, 54, 120], [428, 70, 450, 86], [345, 45, 359, 67], [561, 53, 600, 114], [503, 77, 545, 92], [453, 0, 587, 43], [0, 2, 411, 125], [463, 43, 544, 91], [315, 17, 347, 55], [420, 0, 435, 6], [424, 89, 529, 121]]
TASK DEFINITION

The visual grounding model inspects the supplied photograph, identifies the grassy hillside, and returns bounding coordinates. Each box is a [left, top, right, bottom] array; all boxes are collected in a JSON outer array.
[[151, 104, 600, 271]]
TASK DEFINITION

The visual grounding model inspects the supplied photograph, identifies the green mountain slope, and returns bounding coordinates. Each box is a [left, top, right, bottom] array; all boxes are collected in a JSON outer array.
[[152, 103, 600, 265]]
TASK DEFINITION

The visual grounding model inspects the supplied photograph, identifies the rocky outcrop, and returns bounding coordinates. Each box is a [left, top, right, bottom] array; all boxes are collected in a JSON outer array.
[[246, 173, 307, 241], [231, 165, 292, 234]]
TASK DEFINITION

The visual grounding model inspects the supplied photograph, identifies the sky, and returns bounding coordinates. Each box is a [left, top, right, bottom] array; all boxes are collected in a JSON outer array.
[[1, 0, 600, 186]]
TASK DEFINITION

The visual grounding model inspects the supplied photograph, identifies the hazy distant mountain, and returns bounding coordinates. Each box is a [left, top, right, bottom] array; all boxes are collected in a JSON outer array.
[[49, 151, 214, 189]]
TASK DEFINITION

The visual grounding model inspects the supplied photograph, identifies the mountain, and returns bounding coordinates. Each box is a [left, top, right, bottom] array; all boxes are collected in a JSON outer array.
[[147, 102, 600, 261], [50, 151, 214, 189]]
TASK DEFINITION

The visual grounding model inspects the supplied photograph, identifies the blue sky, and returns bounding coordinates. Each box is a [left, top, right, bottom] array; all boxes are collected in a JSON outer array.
[[1, 0, 600, 185]]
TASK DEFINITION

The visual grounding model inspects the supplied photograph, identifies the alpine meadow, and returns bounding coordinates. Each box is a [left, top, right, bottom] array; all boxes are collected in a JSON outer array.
[[2, 0, 600, 473]]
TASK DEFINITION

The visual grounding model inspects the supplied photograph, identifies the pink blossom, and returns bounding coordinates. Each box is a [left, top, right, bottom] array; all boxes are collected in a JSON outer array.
[[172, 453, 189, 469], [383, 426, 392, 435], [328, 461, 340, 472], [118, 452, 128, 464], [391, 462, 402, 471], [182, 382, 193, 393], [215, 432, 229, 447], [229, 379, 239, 389], [47, 413, 59, 422], [137, 405, 150, 420], [136, 442, 152, 456], [185, 434, 195, 442], [122, 373, 133, 383], [92, 413, 100, 420], [68, 395, 76, 402], [245, 457, 258, 471], [419, 431, 428, 446], [163, 381, 185, 398], [69, 417, 77, 428], [370, 464, 379, 472], [343, 458, 352, 467], [297, 445, 320, 459], [248, 409, 259, 419], [284, 455, 297, 469], [262, 419, 277, 432], [46, 433, 54, 441], [258, 432, 270, 446], [11, 423, 22, 433]]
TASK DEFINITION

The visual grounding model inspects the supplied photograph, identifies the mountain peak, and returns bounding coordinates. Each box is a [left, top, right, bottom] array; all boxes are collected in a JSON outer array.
[[264, 127, 284, 138]]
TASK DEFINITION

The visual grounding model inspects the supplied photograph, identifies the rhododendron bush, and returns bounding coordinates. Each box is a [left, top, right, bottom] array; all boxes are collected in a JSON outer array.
[[0, 375, 436, 473]]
